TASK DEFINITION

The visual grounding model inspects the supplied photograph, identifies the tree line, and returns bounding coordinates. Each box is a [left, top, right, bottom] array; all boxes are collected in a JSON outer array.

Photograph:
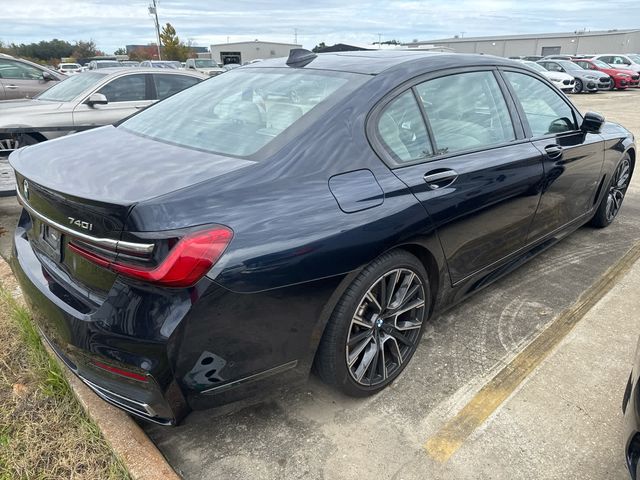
[[0, 23, 196, 65]]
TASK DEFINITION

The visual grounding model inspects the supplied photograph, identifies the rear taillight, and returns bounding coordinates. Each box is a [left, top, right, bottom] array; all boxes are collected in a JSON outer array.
[[68, 226, 233, 288]]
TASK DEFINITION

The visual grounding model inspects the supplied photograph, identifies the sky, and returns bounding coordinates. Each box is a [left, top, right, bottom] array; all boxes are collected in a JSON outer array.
[[2, 0, 640, 54]]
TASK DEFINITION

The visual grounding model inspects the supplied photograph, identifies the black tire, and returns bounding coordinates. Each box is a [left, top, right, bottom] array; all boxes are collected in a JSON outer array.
[[573, 79, 583, 93], [590, 154, 633, 228], [314, 250, 430, 397]]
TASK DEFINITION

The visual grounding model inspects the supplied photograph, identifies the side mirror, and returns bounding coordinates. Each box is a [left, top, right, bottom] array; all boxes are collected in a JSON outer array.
[[581, 111, 605, 134], [85, 93, 108, 107], [42, 71, 56, 81]]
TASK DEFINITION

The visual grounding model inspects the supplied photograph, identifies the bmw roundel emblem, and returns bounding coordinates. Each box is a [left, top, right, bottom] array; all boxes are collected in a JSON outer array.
[[23, 179, 29, 200]]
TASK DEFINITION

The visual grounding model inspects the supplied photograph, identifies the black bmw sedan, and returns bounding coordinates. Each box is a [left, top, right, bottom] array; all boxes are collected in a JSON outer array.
[[8, 50, 634, 425]]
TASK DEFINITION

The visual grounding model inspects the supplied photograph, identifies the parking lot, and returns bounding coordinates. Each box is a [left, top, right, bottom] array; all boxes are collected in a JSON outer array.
[[0, 89, 638, 480]]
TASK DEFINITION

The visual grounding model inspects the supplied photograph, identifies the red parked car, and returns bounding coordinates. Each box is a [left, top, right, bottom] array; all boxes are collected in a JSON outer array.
[[573, 58, 639, 90]]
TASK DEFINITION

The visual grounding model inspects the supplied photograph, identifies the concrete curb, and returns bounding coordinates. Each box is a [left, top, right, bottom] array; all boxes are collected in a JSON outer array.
[[0, 258, 180, 480]]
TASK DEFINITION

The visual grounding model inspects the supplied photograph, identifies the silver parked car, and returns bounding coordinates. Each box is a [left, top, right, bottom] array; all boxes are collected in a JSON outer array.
[[537, 60, 611, 93], [0, 53, 65, 100], [0, 68, 205, 191]]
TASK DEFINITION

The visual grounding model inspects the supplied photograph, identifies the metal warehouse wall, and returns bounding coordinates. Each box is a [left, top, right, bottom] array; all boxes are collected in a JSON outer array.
[[428, 31, 640, 56], [209, 42, 301, 64]]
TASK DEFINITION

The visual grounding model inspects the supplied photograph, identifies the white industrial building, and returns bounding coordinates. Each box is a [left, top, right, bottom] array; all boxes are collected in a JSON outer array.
[[408, 29, 640, 57], [209, 40, 302, 65]]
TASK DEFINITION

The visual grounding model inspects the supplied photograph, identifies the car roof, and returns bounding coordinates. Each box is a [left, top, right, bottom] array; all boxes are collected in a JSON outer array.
[[95, 67, 202, 76], [246, 51, 521, 75]]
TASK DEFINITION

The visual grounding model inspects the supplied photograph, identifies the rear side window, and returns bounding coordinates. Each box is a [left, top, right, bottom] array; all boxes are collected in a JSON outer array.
[[415, 71, 515, 155], [503, 71, 577, 137], [98, 74, 148, 102], [153, 74, 200, 100], [377, 91, 432, 164]]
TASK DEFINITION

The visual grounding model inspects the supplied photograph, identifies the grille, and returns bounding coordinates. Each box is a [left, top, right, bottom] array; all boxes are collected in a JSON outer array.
[[563, 79, 570, 85], [632, 75, 639, 80], [600, 77, 610, 82]]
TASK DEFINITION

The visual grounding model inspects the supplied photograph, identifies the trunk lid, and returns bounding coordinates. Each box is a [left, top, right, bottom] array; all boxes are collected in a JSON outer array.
[[11, 125, 254, 298]]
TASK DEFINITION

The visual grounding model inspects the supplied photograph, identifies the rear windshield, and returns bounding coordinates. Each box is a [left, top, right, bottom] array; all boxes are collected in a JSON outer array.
[[121, 68, 364, 157], [96, 61, 120, 68], [37, 72, 106, 101]]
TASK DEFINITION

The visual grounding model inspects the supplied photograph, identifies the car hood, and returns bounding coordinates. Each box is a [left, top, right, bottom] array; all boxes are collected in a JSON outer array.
[[569, 70, 603, 80], [542, 71, 573, 81], [0, 99, 65, 114], [9, 125, 255, 204]]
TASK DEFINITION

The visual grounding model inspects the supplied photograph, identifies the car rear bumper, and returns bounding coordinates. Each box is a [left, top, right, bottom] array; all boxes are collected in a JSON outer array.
[[11, 207, 344, 424]]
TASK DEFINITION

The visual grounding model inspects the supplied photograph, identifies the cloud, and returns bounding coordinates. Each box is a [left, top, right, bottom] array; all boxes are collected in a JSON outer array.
[[1, 0, 639, 53]]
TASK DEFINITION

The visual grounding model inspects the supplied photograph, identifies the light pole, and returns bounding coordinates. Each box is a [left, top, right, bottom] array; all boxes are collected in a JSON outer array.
[[148, 0, 162, 60]]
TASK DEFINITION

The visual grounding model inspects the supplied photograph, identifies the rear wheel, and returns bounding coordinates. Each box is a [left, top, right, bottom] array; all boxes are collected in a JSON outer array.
[[0, 134, 39, 158], [573, 79, 583, 93], [314, 250, 430, 396], [591, 154, 632, 228]]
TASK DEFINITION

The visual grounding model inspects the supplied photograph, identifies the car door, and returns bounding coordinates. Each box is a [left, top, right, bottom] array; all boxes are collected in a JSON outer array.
[[379, 69, 544, 284], [152, 73, 201, 101], [500, 69, 605, 241], [0, 58, 52, 99], [72, 73, 154, 127]]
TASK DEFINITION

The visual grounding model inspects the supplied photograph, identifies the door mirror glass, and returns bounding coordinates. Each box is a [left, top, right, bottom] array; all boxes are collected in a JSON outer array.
[[42, 71, 56, 81], [85, 93, 108, 106], [581, 111, 604, 133]]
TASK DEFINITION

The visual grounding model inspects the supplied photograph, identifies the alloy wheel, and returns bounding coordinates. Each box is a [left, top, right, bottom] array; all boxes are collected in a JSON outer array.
[[606, 158, 631, 222], [345, 268, 426, 387], [573, 79, 583, 93], [0, 138, 19, 157]]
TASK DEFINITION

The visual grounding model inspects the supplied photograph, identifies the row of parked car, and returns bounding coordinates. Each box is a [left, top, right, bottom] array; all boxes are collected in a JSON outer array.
[[511, 53, 640, 93], [58, 58, 239, 77]]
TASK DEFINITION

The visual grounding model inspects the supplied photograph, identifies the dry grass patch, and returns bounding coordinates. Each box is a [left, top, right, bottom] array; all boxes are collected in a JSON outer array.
[[0, 280, 131, 480]]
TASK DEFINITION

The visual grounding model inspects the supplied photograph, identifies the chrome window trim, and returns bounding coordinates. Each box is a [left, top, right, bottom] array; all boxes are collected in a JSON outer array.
[[16, 188, 154, 255]]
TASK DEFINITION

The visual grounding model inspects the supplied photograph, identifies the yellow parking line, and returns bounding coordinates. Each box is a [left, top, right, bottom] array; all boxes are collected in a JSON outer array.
[[424, 242, 640, 463]]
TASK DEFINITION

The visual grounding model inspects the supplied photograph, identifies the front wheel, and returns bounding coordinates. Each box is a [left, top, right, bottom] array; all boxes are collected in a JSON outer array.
[[314, 250, 430, 397], [573, 79, 583, 93], [590, 154, 632, 228]]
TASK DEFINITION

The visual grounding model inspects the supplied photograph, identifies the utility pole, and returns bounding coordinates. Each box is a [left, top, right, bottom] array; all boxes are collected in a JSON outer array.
[[148, 0, 162, 60], [377, 33, 382, 48], [294, 28, 298, 44]]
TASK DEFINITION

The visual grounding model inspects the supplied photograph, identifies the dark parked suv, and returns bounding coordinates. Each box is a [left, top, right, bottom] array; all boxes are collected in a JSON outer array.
[[9, 51, 634, 425]]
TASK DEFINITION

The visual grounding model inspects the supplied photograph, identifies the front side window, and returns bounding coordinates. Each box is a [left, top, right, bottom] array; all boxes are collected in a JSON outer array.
[[504, 71, 577, 137], [98, 74, 148, 102], [121, 68, 362, 157], [377, 91, 432, 164], [415, 71, 515, 155], [0, 59, 42, 80], [153, 74, 200, 100]]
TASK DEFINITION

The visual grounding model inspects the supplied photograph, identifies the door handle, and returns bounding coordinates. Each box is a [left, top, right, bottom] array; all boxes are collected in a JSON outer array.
[[423, 169, 458, 190], [4, 85, 18, 89], [544, 145, 563, 159]]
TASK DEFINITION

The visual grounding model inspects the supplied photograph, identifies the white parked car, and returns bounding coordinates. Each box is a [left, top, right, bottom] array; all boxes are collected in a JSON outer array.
[[591, 54, 640, 74], [57, 63, 82, 75], [517, 60, 575, 92], [185, 58, 225, 77]]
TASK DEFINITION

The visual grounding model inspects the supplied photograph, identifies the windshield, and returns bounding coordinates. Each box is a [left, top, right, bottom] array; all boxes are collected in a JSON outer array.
[[37, 72, 106, 102], [195, 59, 217, 68], [557, 61, 583, 71], [60, 64, 79, 69], [525, 61, 546, 72], [591, 60, 610, 69], [121, 68, 364, 157], [628, 54, 640, 63], [96, 61, 120, 69]]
